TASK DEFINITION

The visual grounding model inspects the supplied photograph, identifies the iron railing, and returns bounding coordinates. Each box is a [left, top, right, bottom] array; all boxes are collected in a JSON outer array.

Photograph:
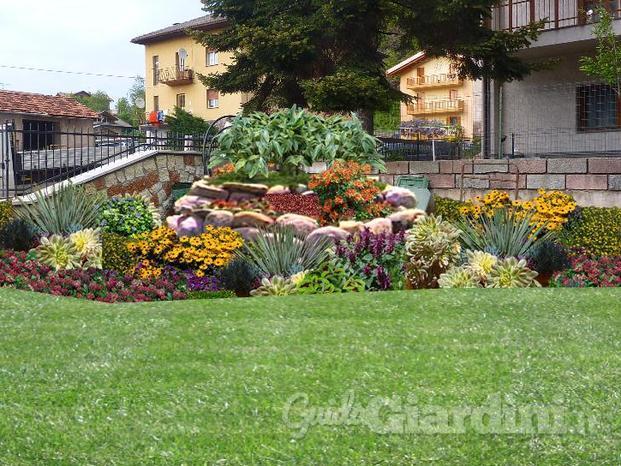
[[0, 121, 209, 199], [378, 135, 479, 161]]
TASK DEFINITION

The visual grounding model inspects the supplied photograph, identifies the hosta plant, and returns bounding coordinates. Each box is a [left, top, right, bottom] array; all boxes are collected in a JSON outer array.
[[296, 261, 366, 294], [487, 257, 540, 288], [438, 266, 481, 289], [405, 215, 462, 289], [250, 276, 298, 296]]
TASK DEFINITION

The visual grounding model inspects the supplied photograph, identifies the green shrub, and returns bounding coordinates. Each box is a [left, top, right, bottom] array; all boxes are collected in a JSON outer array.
[[102, 232, 135, 274], [526, 239, 570, 275], [0, 201, 14, 230], [17, 183, 105, 235], [98, 194, 160, 237], [296, 262, 366, 294], [208, 170, 310, 188], [432, 196, 465, 222], [222, 258, 259, 296], [560, 206, 621, 256], [209, 106, 384, 178], [187, 290, 236, 300], [0, 219, 36, 251]]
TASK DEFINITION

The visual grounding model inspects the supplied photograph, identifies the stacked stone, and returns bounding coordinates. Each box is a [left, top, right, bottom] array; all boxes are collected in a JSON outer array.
[[169, 178, 426, 242]]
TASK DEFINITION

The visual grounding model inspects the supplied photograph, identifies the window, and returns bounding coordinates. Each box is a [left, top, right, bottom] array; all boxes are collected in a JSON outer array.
[[22, 120, 58, 151], [577, 84, 620, 131], [152, 55, 160, 85], [449, 89, 459, 100], [448, 116, 461, 126], [153, 96, 159, 112], [207, 50, 219, 66], [207, 89, 219, 108], [176, 93, 186, 109]]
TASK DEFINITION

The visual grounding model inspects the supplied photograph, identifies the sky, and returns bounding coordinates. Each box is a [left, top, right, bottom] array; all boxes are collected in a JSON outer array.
[[0, 0, 206, 105]]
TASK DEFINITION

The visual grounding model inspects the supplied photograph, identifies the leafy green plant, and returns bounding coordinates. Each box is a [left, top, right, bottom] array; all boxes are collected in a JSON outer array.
[[487, 257, 540, 288], [0, 219, 36, 251], [296, 262, 366, 294], [17, 184, 105, 236], [208, 170, 310, 189], [209, 106, 384, 178], [560, 206, 621, 256], [405, 215, 462, 289], [236, 226, 332, 278], [98, 194, 160, 237], [102, 232, 135, 274], [457, 209, 553, 259]]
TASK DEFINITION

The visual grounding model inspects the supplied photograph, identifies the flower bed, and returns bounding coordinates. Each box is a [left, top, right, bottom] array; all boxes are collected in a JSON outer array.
[[264, 193, 322, 218], [551, 253, 621, 288]]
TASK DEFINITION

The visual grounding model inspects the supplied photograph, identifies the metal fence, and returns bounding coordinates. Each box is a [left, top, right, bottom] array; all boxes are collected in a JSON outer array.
[[377, 135, 480, 161], [0, 121, 209, 199]]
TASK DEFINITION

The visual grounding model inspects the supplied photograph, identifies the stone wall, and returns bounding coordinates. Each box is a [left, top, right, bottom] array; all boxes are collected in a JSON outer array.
[[380, 158, 621, 207], [83, 151, 204, 212]]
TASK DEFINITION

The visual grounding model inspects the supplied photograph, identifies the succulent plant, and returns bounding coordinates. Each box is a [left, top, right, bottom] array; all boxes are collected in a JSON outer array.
[[250, 276, 298, 296], [405, 215, 462, 289], [35, 235, 82, 271], [487, 257, 540, 288], [465, 250, 498, 281], [70, 229, 101, 256], [438, 266, 481, 289]]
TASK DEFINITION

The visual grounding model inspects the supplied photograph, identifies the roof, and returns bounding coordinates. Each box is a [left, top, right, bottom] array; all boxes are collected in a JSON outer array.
[[131, 15, 228, 45], [386, 51, 427, 77], [0, 90, 100, 119]]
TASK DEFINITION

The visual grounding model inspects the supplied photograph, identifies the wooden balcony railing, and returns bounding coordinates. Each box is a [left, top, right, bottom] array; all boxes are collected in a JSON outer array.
[[406, 74, 462, 89], [492, 0, 621, 31], [157, 67, 194, 86], [407, 99, 465, 115]]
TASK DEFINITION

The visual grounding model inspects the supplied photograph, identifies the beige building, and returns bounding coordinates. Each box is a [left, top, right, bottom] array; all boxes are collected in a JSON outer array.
[[386, 52, 482, 138], [131, 15, 247, 123]]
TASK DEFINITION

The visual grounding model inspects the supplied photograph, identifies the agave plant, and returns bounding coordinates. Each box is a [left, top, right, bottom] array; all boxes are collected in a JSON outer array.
[[35, 235, 82, 271], [487, 257, 540, 288], [405, 215, 462, 288], [236, 226, 332, 278], [17, 183, 106, 236], [250, 276, 298, 296], [456, 208, 553, 259], [438, 266, 481, 289]]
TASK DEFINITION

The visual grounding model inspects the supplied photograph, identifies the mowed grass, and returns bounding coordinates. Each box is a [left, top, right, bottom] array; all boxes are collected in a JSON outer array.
[[0, 288, 619, 465]]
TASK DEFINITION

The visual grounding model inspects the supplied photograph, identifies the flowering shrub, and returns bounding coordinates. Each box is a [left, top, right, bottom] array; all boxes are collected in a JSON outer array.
[[551, 253, 621, 287], [0, 251, 187, 303], [264, 193, 322, 218], [560, 207, 621, 256], [102, 232, 135, 274], [333, 229, 407, 290], [309, 161, 388, 224], [459, 189, 576, 232], [98, 194, 160, 237], [128, 226, 243, 279]]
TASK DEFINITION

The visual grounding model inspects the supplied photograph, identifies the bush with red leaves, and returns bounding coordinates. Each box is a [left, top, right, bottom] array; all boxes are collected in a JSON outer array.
[[265, 193, 322, 219], [0, 251, 188, 303], [551, 253, 621, 287]]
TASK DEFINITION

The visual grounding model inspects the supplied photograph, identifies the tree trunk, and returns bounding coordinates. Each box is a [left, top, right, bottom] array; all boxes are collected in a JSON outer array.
[[357, 109, 375, 135]]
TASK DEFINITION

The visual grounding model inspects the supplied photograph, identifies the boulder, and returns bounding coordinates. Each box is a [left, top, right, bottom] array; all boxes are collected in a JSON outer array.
[[339, 220, 364, 235], [301, 190, 316, 196], [221, 182, 269, 196], [171, 215, 204, 237], [205, 210, 235, 227], [188, 181, 229, 200], [234, 227, 261, 242], [174, 195, 212, 214], [232, 211, 274, 228], [275, 213, 319, 237], [267, 185, 291, 195], [306, 226, 349, 244], [388, 209, 426, 231], [384, 187, 417, 209], [364, 217, 393, 235], [294, 184, 308, 194]]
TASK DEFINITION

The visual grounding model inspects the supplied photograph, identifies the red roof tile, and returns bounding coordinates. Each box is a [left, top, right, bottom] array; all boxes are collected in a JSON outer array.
[[0, 90, 100, 119]]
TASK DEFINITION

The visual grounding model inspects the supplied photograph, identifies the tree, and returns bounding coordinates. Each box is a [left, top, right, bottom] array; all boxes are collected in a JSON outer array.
[[72, 91, 112, 113], [165, 107, 211, 135], [194, 0, 541, 118], [579, 6, 621, 95], [116, 77, 146, 127]]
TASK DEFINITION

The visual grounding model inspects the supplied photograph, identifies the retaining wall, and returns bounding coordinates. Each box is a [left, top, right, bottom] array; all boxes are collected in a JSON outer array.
[[380, 158, 621, 207]]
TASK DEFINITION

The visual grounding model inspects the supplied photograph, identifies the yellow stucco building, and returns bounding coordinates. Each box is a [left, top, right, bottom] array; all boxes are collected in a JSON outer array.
[[132, 15, 247, 123], [386, 52, 482, 139]]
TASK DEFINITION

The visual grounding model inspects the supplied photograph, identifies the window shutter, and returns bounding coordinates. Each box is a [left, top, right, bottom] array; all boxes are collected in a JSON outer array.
[[207, 90, 219, 100]]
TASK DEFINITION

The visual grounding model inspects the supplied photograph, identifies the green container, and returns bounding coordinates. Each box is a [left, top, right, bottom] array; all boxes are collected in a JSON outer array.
[[395, 175, 431, 212]]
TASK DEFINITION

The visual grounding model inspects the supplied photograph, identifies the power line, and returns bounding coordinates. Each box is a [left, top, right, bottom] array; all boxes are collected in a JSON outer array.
[[0, 64, 142, 79]]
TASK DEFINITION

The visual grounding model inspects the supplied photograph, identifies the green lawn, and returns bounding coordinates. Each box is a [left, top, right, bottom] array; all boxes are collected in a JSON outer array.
[[0, 288, 619, 465]]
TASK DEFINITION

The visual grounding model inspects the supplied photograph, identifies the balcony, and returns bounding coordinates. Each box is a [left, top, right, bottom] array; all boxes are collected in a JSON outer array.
[[407, 99, 465, 116], [157, 67, 194, 86], [406, 74, 462, 89]]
